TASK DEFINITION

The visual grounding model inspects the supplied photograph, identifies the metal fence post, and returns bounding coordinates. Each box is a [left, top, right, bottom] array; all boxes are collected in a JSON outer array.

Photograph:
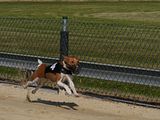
[[60, 16, 69, 60]]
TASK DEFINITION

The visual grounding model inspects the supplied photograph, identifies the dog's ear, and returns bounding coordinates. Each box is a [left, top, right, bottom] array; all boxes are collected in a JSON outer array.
[[63, 56, 69, 62], [71, 56, 80, 61], [63, 55, 68, 59]]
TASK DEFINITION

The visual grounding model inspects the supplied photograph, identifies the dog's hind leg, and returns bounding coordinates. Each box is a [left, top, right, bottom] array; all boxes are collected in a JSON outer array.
[[31, 78, 46, 94], [31, 84, 43, 94], [23, 77, 39, 89]]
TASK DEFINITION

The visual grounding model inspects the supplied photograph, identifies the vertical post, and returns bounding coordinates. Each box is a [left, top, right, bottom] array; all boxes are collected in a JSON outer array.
[[60, 16, 69, 60]]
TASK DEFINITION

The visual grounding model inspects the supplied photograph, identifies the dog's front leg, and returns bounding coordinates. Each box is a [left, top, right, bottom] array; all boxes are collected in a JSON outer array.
[[66, 75, 79, 97], [57, 80, 72, 95]]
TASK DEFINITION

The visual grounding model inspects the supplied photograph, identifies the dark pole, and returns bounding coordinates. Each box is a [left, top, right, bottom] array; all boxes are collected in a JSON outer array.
[[60, 16, 69, 60]]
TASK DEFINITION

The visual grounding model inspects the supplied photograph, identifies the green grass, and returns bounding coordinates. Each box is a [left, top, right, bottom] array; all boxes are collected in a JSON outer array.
[[0, 66, 18, 75], [0, 66, 22, 80], [0, 1, 159, 24], [73, 76, 160, 100], [0, 17, 61, 58]]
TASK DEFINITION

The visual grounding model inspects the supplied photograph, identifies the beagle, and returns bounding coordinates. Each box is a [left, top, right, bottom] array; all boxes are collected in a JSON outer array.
[[23, 56, 80, 97]]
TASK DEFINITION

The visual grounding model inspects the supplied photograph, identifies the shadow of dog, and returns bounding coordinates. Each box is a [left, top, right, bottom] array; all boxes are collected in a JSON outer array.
[[32, 98, 79, 110]]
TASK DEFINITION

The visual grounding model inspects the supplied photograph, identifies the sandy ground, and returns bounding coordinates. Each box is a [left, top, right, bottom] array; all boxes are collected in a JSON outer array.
[[0, 83, 160, 120]]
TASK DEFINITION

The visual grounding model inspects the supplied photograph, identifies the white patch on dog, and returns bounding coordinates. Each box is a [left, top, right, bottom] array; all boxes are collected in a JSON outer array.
[[50, 63, 57, 70], [63, 61, 68, 70]]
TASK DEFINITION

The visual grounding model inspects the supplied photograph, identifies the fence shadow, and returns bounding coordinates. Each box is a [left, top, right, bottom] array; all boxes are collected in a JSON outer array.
[[32, 98, 79, 110]]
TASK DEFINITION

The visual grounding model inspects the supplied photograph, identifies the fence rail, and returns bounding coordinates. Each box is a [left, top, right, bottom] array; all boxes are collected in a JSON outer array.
[[0, 17, 160, 104], [1, 52, 160, 87]]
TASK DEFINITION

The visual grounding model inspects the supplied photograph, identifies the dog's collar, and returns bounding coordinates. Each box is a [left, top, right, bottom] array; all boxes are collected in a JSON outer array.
[[61, 67, 72, 75], [61, 61, 72, 75]]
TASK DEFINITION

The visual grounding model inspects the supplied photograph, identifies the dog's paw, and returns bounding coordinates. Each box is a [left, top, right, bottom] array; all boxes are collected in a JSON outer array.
[[74, 94, 80, 97], [64, 91, 73, 96], [31, 90, 36, 94], [65, 92, 71, 96], [23, 85, 27, 89]]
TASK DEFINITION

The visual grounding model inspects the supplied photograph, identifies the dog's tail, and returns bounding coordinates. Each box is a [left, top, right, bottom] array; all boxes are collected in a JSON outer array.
[[31, 59, 46, 80], [37, 59, 43, 67], [38, 59, 43, 64]]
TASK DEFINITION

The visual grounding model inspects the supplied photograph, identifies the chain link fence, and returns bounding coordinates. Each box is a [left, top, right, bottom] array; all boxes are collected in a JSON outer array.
[[69, 19, 160, 69], [0, 17, 60, 57], [0, 17, 60, 80], [0, 17, 160, 106]]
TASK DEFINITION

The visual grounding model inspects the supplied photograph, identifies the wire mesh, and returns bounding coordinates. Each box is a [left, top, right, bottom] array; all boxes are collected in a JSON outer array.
[[0, 17, 160, 105], [68, 19, 160, 70], [68, 19, 160, 104], [0, 17, 61, 58]]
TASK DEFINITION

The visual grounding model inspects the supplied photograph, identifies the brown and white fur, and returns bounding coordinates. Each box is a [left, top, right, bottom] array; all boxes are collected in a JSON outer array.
[[23, 56, 80, 97]]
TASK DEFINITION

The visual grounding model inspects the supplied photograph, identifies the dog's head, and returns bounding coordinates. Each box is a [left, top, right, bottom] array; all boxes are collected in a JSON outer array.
[[63, 55, 80, 74]]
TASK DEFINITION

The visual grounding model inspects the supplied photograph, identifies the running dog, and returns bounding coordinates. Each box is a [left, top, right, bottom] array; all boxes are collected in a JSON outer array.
[[23, 56, 80, 97]]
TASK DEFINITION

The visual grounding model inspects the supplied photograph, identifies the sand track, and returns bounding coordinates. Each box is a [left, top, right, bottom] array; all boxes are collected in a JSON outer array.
[[0, 83, 160, 120]]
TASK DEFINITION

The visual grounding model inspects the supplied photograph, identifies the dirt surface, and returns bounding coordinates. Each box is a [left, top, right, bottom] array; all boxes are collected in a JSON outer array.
[[0, 83, 160, 120]]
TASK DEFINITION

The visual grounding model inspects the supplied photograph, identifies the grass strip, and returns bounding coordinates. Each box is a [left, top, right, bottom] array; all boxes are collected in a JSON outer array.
[[73, 76, 160, 99]]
